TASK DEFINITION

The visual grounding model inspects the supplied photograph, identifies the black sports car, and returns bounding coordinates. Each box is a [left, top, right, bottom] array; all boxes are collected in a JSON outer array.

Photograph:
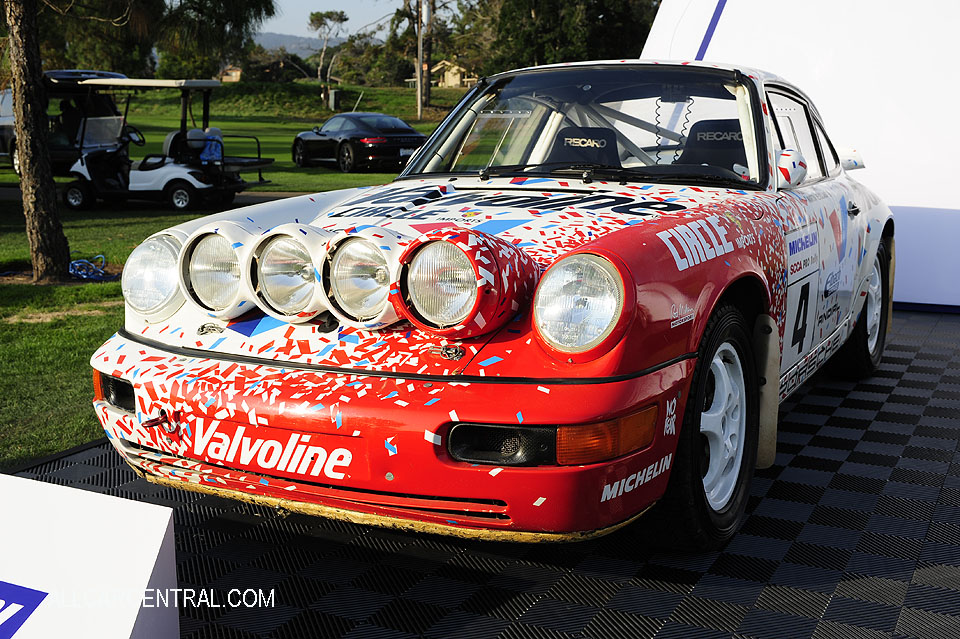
[[291, 112, 427, 172]]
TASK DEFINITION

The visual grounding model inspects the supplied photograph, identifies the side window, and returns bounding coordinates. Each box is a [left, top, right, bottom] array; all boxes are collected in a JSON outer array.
[[340, 119, 359, 132], [321, 118, 343, 133], [814, 121, 840, 175], [768, 92, 824, 182]]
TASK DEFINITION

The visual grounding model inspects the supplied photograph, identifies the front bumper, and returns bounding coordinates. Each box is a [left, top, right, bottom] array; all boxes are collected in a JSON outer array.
[[92, 333, 694, 540]]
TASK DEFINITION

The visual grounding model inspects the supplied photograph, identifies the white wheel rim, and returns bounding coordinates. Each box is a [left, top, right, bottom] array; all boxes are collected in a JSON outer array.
[[700, 341, 746, 511], [12, 149, 19, 174], [865, 255, 883, 353], [66, 188, 83, 207], [172, 189, 190, 208]]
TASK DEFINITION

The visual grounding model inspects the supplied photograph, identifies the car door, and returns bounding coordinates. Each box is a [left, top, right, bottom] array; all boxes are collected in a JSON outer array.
[[769, 87, 864, 380], [315, 117, 344, 161]]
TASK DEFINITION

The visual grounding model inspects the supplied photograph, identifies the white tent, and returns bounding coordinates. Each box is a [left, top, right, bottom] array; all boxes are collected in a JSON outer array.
[[642, 0, 960, 306]]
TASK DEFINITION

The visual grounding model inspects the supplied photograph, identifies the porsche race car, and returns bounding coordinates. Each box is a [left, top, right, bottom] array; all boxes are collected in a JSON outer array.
[[91, 60, 893, 548]]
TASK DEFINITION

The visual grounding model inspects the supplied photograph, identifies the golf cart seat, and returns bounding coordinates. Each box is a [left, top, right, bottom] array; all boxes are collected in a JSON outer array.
[[162, 130, 182, 157], [132, 156, 167, 171]]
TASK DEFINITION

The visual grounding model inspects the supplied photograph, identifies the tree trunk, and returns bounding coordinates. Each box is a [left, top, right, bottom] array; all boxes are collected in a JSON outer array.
[[317, 36, 328, 80], [5, 0, 70, 283], [421, 0, 434, 108]]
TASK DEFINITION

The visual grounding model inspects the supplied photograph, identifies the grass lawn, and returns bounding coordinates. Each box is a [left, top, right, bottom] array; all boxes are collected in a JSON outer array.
[[0, 81, 456, 469], [0, 199, 208, 469], [0, 82, 460, 192]]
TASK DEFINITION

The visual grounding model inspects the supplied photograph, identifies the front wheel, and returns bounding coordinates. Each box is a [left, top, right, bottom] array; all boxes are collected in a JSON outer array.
[[337, 142, 355, 173], [164, 181, 196, 211], [11, 145, 19, 176], [832, 241, 890, 378], [654, 304, 758, 549], [292, 140, 306, 167], [63, 180, 92, 210]]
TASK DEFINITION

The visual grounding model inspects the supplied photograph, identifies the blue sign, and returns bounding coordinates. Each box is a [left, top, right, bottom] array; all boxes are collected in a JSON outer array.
[[0, 581, 47, 639]]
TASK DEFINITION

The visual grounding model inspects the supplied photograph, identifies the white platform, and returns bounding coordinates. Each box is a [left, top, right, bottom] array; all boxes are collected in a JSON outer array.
[[642, 0, 960, 306], [0, 473, 178, 638]]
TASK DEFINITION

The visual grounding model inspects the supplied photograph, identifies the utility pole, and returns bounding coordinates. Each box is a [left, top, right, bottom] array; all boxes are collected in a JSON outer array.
[[416, 0, 423, 120]]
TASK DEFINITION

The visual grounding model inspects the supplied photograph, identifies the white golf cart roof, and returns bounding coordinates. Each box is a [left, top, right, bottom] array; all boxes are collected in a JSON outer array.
[[77, 78, 221, 89]]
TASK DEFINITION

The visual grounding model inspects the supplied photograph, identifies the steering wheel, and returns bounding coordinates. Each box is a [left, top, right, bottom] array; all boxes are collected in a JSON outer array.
[[123, 124, 146, 147]]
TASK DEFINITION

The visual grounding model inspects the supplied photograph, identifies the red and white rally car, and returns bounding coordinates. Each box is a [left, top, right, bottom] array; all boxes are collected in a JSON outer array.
[[91, 61, 893, 548]]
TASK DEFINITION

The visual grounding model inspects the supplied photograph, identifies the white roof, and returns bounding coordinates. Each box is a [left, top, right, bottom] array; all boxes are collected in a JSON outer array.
[[77, 78, 221, 89]]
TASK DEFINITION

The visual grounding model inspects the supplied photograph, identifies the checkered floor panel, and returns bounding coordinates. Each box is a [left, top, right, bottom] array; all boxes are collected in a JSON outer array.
[[11, 310, 960, 639]]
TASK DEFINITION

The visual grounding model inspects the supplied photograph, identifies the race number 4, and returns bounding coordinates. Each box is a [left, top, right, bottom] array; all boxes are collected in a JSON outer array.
[[792, 282, 810, 354]]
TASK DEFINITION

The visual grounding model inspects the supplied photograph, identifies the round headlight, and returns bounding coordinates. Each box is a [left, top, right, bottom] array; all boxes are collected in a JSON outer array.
[[188, 233, 241, 311], [122, 234, 182, 317], [533, 254, 624, 352], [407, 241, 478, 327], [257, 236, 315, 315], [329, 238, 390, 320]]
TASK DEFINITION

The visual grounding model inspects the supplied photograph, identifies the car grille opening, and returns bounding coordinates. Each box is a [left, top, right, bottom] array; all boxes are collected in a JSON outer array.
[[99, 372, 135, 412]]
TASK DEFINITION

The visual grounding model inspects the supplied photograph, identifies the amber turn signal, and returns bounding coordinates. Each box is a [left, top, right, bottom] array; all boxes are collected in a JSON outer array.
[[556, 405, 659, 465], [92, 369, 105, 402]]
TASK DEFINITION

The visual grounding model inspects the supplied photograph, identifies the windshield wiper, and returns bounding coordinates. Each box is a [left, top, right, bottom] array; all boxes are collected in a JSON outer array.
[[479, 161, 636, 182], [476, 162, 761, 190]]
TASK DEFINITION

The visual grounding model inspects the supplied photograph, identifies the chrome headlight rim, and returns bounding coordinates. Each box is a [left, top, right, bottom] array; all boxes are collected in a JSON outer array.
[[324, 236, 393, 323], [252, 233, 320, 320], [121, 233, 184, 322], [179, 229, 250, 318], [403, 239, 480, 329], [532, 252, 628, 356]]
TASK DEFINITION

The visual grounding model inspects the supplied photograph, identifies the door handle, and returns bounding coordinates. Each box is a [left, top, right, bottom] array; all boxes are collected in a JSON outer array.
[[847, 201, 861, 216]]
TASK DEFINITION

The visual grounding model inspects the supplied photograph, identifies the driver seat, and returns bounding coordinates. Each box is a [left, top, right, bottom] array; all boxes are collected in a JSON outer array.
[[545, 126, 620, 167], [675, 119, 747, 173]]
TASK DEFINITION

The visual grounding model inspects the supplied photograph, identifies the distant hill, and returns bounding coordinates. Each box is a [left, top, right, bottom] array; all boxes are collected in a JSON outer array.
[[254, 32, 346, 59]]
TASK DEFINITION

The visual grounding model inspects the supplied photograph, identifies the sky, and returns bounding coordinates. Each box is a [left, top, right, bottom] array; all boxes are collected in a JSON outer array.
[[260, 0, 402, 38]]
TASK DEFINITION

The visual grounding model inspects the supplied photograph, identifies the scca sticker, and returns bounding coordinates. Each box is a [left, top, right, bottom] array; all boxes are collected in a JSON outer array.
[[0, 581, 47, 639]]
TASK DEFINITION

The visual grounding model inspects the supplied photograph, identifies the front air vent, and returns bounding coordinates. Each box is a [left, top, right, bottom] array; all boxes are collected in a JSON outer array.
[[99, 372, 135, 412]]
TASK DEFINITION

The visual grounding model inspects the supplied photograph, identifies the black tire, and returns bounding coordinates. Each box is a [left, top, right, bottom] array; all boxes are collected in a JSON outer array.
[[164, 181, 196, 211], [337, 142, 355, 173], [292, 140, 306, 167], [219, 190, 236, 206], [832, 241, 890, 378], [63, 180, 92, 210], [652, 304, 759, 549]]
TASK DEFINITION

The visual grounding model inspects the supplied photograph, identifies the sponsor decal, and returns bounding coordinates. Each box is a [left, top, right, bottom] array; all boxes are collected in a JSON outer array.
[[193, 422, 354, 480], [786, 227, 819, 282], [331, 188, 687, 220], [780, 318, 849, 400], [664, 397, 678, 436], [734, 232, 756, 249], [0, 580, 47, 639], [670, 302, 695, 329], [696, 131, 742, 142], [600, 454, 673, 502], [563, 136, 607, 148], [823, 270, 840, 299], [657, 216, 735, 272], [788, 230, 817, 257]]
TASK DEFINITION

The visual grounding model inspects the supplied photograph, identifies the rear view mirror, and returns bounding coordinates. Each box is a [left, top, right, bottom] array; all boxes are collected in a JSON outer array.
[[312, 126, 320, 134], [837, 147, 865, 171], [776, 149, 807, 189]]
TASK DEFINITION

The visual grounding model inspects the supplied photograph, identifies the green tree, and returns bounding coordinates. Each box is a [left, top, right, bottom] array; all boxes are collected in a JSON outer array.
[[157, 0, 276, 78], [308, 10, 348, 80], [492, 0, 658, 72], [61, 0, 165, 76]]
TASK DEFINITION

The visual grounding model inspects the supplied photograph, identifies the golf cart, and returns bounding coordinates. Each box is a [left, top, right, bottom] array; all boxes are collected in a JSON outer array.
[[59, 76, 273, 210]]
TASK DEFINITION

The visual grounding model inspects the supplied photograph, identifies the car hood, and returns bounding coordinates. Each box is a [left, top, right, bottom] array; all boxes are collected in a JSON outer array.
[[125, 176, 762, 378]]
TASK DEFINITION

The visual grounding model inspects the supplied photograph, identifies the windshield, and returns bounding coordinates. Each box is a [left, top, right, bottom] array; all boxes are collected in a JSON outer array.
[[80, 115, 125, 148], [405, 66, 765, 189], [357, 115, 414, 132]]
